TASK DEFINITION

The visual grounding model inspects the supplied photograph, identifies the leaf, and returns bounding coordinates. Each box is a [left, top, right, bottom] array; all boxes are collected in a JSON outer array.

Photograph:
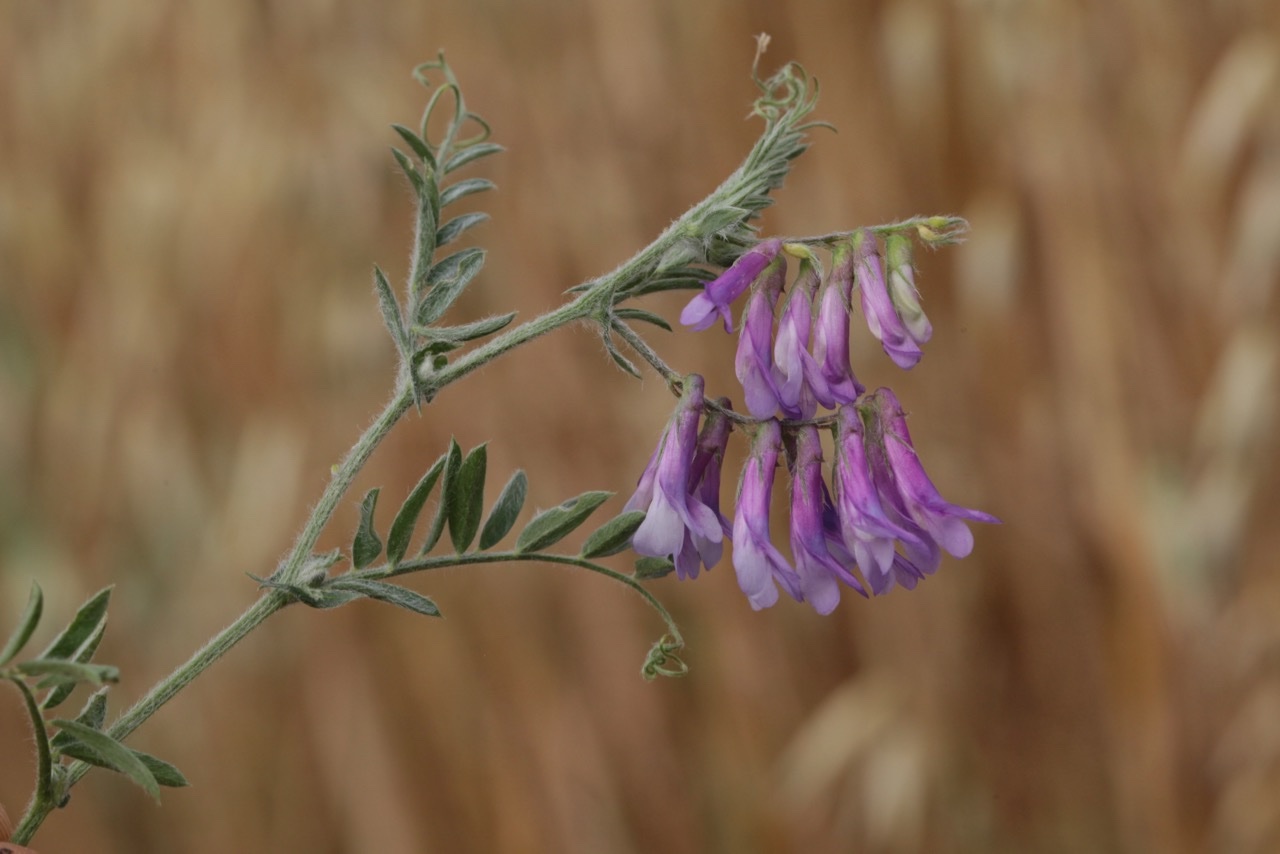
[[391, 147, 425, 197], [351, 488, 383, 570], [391, 123, 436, 169], [421, 439, 463, 555], [55, 738, 190, 788], [307, 588, 365, 609], [615, 266, 715, 298], [386, 454, 447, 567], [439, 177, 495, 207], [417, 248, 486, 326], [634, 557, 675, 580], [612, 308, 672, 332], [42, 615, 107, 710], [135, 751, 190, 788], [580, 510, 648, 559], [51, 689, 109, 751], [435, 212, 489, 248], [410, 185, 441, 298], [444, 142, 504, 174], [448, 444, 488, 553], [373, 265, 411, 361], [327, 579, 441, 618], [602, 329, 641, 378], [11, 678, 52, 803], [51, 719, 161, 801], [656, 237, 700, 272], [18, 659, 119, 687], [698, 204, 751, 234], [515, 491, 614, 553], [40, 587, 112, 661], [413, 312, 516, 344], [0, 581, 43, 666], [479, 470, 527, 550]]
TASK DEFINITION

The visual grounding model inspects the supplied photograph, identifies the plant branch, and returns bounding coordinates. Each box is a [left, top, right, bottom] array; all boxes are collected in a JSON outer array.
[[11, 591, 288, 844], [355, 550, 684, 651]]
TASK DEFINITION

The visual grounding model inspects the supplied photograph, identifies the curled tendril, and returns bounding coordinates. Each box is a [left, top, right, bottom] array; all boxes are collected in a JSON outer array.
[[750, 41, 819, 126], [642, 634, 689, 680], [411, 51, 493, 156]]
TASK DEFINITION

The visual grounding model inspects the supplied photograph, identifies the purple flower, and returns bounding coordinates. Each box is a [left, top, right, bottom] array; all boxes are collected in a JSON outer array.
[[868, 388, 1000, 559], [772, 255, 826, 420], [731, 420, 803, 610], [680, 238, 783, 333], [789, 425, 866, 614], [852, 230, 923, 370], [735, 258, 788, 418], [832, 404, 929, 596], [626, 375, 724, 579], [811, 243, 864, 409], [884, 233, 932, 346], [682, 401, 735, 573]]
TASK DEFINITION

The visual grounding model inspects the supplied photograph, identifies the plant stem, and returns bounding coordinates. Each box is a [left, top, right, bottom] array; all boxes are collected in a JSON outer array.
[[274, 382, 415, 585], [361, 550, 683, 648]]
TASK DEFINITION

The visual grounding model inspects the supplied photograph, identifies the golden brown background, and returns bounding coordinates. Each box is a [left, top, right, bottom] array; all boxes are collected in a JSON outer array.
[[3, 1, 1279, 852]]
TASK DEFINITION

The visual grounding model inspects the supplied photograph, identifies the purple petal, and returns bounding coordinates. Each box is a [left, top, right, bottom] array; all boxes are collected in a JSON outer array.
[[631, 489, 686, 556], [853, 231, 922, 370], [679, 293, 727, 332], [680, 239, 783, 334]]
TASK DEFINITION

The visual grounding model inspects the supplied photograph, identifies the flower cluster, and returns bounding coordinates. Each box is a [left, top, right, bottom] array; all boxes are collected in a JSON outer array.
[[627, 229, 998, 613]]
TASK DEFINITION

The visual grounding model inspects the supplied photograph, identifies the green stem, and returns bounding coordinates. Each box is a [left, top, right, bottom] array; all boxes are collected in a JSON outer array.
[[424, 290, 604, 393], [275, 382, 414, 585], [6, 678, 52, 844]]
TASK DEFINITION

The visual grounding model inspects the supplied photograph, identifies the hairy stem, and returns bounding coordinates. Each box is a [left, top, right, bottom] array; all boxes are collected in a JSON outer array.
[[274, 382, 415, 585]]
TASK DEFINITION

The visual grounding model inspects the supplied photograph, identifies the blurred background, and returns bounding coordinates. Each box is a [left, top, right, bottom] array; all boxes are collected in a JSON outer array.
[[2, 1, 1279, 851]]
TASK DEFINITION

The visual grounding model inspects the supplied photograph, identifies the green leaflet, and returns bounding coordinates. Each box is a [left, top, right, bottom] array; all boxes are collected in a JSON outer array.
[[421, 439, 463, 555], [0, 581, 43, 666], [386, 454, 447, 567], [51, 719, 161, 801], [326, 578, 441, 618], [447, 444, 488, 552], [579, 510, 647, 559], [39, 586, 112, 662], [478, 470, 527, 550], [515, 491, 613, 553], [351, 488, 384, 570], [417, 248, 486, 326]]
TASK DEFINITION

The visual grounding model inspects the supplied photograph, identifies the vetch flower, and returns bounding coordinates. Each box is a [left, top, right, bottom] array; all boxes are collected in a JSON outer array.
[[811, 243, 863, 409], [884, 233, 932, 348], [789, 425, 866, 614], [735, 257, 788, 418], [867, 436, 942, 588], [853, 230, 923, 370], [731, 420, 803, 609], [772, 251, 826, 420], [680, 238, 783, 332], [869, 387, 1000, 559], [626, 375, 724, 579], [683, 401, 735, 573], [832, 404, 929, 596]]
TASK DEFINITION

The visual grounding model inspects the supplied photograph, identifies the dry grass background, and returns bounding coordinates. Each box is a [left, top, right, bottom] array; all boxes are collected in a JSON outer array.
[[2, 1, 1279, 852]]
